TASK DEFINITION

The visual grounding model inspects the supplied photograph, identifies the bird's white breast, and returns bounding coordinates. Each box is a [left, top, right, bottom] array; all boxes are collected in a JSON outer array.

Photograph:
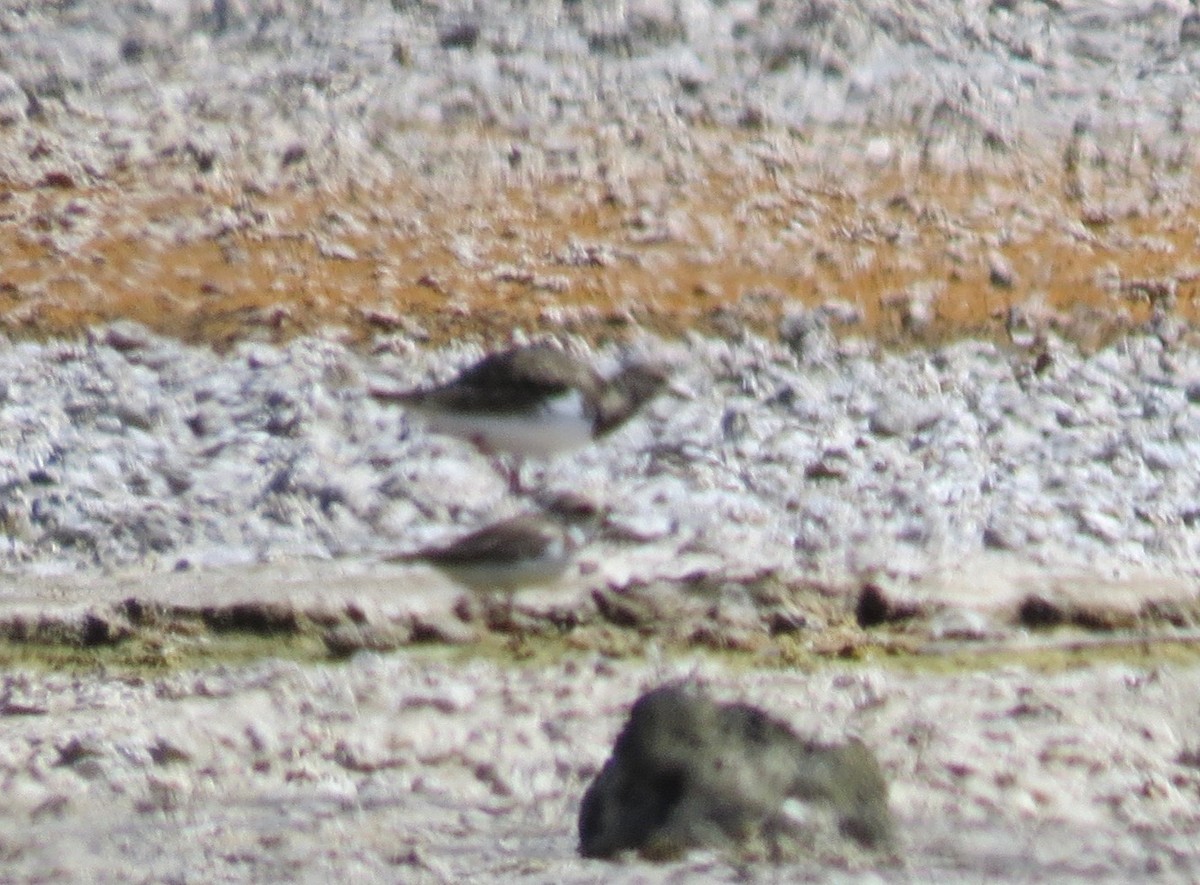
[[417, 391, 593, 458]]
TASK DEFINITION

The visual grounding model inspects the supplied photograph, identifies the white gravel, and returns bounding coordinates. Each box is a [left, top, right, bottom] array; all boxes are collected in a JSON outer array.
[[4, 324, 1200, 588], [2, 0, 1199, 186]]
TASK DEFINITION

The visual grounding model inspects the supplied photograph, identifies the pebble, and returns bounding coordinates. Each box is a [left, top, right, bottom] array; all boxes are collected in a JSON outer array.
[[988, 251, 1017, 289], [868, 398, 942, 438], [0, 71, 26, 125]]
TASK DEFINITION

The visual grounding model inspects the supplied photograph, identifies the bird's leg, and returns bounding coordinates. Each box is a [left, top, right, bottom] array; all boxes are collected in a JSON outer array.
[[470, 436, 526, 494], [492, 453, 527, 495], [505, 591, 517, 632], [484, 590, 517, 633]]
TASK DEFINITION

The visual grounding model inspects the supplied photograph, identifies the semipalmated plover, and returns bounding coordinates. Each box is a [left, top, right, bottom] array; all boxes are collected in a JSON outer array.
[[388, 492, 601, 595], [371, 343, 668, 462]]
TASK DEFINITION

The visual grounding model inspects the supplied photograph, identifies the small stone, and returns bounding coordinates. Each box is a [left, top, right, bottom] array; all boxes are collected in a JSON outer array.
[[865, 137, 893, 166], [604, 511, 674, 543], [39, 171, 76, 190], [982, 522, 1021, 551], [869, 400, 941, 437], [1018, 594, 1065, 628], [120, 35, 148, 63], [988, 252, 1016, 289], [318, 240, 358, 261], [779, 308, 835, 364], [737, 104, 765, 130], [883, 285, 940, 333], [531, 274, 570, 294], [1140, 442, 1186, 473], [720, 408, 752, 442], [817, 299, 864, 326], [1181, 11, 1200, 44], [766, 605, 813, 635], [856, 582, 921, 628], [0, 72, 26, 125], [280, 144, 306, 168], [805, 448, 852, 480], [928, 608, 998, 641], [98, 321, 153, 352], [0, 696, 47, 716], [323, 622, 411, 657], [1076, 508, 1123, 544], [148, 737, 194, 765], [439, 22, 480, 49], [55, 735, 105, 768]]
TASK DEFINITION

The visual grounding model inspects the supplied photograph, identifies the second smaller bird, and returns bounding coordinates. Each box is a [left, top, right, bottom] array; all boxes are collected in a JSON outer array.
[[387, 492, 603, 599]]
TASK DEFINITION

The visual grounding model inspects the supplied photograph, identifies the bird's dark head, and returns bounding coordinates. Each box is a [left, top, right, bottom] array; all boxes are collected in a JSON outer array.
[[592, 361, 671, 435], [536, 490, 605, 526]]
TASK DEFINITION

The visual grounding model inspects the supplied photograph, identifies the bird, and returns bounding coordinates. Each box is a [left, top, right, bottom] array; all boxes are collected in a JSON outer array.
[[386, 492, 602, 598], [370, 343, 669, 466]]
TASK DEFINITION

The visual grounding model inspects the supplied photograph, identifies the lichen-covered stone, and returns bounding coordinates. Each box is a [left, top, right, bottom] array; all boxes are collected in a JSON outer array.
[[578, 683, 893, 862]]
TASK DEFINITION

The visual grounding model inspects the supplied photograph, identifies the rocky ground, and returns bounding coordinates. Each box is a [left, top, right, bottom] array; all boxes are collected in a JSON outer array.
[[3, 0, 1200, 346], [1, 651, 1199, 882], [3, 0, 1200, 881], [4, 324, 1200, 634]]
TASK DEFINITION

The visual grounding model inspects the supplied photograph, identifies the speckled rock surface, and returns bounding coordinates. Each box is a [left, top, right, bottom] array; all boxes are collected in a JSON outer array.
[[578, 682, 893, 861]]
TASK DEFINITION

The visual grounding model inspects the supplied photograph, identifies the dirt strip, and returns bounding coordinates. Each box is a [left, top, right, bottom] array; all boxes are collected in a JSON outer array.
[[3, 129, 1196, 350]]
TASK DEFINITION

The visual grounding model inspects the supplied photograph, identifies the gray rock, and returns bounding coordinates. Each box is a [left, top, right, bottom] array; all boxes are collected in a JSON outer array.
[[578, 683, 893, 861]]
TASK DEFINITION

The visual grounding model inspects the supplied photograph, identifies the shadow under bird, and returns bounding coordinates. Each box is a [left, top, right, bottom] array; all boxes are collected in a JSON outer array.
[[387, 493, 602, 595], [370, 343, 670, 461]]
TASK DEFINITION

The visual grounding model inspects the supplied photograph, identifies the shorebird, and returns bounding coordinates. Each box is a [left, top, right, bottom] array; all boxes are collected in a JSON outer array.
[[370, 344, 668, 472], [387, 492, 601, 600]]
